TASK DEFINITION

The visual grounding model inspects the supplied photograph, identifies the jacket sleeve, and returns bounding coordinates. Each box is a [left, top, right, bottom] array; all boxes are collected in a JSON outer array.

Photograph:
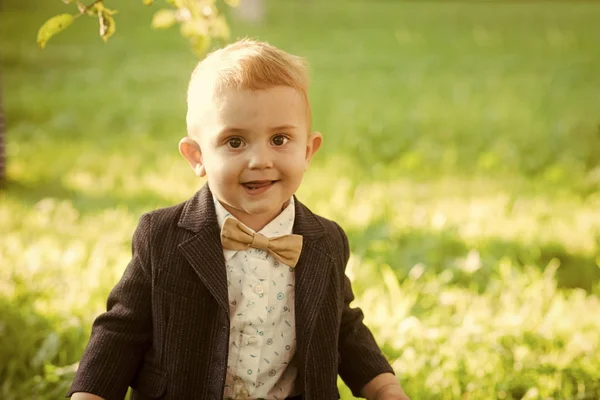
[[335, 223, 395, 397], [67, 213, 154, 400]]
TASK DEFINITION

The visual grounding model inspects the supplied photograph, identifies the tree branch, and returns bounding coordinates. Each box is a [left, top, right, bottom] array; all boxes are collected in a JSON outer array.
[[74, 0, 103, 19]]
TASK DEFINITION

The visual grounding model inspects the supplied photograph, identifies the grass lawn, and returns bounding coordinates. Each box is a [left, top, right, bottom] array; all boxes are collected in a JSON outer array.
[[1, 0, 599, 399]]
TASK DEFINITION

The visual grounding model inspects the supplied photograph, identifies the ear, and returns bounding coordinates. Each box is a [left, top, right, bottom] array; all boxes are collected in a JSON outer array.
[[179, 136, 206, 177], [304, 131, 323, 169]]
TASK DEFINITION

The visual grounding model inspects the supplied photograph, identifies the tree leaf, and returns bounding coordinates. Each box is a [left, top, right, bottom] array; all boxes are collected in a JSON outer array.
[[201, 4, 217, 18], [180, 20, 208, 38], [89, 2, 118, 17], [92, 2, 118, 16], [37, 14, 75, 49], [165, 0, 184, 7], [211, 15, 230, 41], [101, 6, 118, 16], [191, 35, 211, 57], [152, 9, 177, 30], [98, 10, 116, 43], [78, 1, 97, 16]]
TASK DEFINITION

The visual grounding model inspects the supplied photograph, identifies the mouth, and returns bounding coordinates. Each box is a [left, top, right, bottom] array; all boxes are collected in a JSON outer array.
[[241, 180, 279, 194]]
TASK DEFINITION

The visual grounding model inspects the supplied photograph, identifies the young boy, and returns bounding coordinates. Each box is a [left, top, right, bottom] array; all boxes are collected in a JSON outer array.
[[68, 39, 410, 400]]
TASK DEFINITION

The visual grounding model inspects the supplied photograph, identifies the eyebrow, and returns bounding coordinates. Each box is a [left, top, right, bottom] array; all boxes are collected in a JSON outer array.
[[215, 127, 249, 143], [218, 127, 249, 136], [270, 124, 298, 132], [217, 125, 298, 139]]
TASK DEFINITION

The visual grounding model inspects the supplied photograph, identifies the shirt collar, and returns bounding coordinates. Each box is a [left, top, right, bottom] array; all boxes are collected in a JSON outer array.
[[213, 196, 296, 261]]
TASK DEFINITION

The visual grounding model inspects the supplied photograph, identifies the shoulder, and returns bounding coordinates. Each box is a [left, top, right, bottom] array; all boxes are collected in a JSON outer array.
[[317, 213, 350, 263], [136, 190, 203, 245], [315, 213, 348, 244], [142, 199, 188, 230], [295, 199, 350, 263]]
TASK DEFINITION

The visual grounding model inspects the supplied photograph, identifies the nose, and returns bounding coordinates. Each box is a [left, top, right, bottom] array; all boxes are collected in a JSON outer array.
[[247, 143, 273, 170]]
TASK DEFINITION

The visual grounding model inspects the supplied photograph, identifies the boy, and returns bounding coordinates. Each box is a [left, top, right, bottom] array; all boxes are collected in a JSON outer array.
[[68, 39, 410, 400]]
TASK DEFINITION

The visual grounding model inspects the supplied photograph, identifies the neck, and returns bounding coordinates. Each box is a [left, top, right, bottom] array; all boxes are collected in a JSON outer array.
[[220, 201, 290, 232], [227, 210, 275, 232]]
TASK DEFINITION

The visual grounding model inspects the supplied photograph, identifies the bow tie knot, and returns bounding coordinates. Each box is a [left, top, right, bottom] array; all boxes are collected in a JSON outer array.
[[250, 231, 269, 250], [220, 217, 303, 267]]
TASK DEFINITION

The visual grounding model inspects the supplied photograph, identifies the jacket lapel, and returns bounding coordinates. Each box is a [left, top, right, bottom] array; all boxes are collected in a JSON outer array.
[[177, 184, 230, 313], [176, 187, 334, 351], [292, 198, 334, 359]]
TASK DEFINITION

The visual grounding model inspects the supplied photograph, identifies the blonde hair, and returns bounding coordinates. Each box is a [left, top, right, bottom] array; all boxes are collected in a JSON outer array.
[[186, 39, 311, 136]]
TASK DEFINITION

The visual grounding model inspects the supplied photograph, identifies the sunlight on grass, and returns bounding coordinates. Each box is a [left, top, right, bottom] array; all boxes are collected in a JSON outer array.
[[348, 256, 600, 399], [3, 186, 599, 398], [2, 158, 600, 399], [2, 0, 600, 398]]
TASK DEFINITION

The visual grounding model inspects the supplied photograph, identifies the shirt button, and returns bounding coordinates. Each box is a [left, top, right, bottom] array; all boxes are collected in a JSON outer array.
[[255, 284, 264, 295], [247, 336, 258, 345]]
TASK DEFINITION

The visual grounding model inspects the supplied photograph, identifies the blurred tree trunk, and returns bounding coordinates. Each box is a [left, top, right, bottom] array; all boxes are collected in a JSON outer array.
[[233, 0, 265, 24], [0, 0, 6, 188], [0, 75, 4, 188]]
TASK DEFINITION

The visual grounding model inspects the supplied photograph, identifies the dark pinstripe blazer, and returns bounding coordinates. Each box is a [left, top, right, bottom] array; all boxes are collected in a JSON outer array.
[[67, 185, 393, 400]]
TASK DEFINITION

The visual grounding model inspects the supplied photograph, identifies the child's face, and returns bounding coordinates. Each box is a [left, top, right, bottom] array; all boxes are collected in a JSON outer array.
[[181, 86, 322, 227]]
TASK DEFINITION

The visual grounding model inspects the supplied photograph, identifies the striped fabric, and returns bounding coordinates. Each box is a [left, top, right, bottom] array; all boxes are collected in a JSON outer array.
[[67, 184, 394, 400]]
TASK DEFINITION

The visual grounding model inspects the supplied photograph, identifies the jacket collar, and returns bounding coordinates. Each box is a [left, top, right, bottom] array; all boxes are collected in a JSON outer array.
[[177, 183, 333, 366], [177, 183, 325, 241]]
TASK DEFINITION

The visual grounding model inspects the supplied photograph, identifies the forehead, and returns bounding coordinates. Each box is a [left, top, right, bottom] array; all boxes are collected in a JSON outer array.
[[212, 86, 308, 128]]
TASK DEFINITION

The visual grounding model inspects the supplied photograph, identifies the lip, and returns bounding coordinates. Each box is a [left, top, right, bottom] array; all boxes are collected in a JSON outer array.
[[241, 180, 278, 196]]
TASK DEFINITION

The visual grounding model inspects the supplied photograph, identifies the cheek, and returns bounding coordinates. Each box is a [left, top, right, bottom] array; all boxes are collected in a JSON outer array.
[[278, 154, 307, 175], [204, 152, 240, 178], [213, 165, 239, 183]]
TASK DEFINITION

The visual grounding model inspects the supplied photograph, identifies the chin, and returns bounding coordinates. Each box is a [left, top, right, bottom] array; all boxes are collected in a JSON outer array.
[[244, 204, 280, 216], [241, 200, 284, 214]]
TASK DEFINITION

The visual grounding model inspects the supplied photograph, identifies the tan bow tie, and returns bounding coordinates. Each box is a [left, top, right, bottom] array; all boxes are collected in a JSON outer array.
[[220, 216, 303, 267]]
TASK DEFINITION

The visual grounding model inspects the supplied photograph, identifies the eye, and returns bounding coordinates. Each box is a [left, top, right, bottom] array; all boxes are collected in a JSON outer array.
[[271, 135, 288, 146], [227, 137, 243, 149]]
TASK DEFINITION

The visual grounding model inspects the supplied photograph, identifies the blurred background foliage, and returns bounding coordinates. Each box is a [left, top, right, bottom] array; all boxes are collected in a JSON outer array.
[[1, 0, 599, 399]]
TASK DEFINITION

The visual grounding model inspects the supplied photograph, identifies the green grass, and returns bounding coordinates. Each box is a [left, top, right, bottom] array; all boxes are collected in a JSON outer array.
[[1, 0, 600, 399]]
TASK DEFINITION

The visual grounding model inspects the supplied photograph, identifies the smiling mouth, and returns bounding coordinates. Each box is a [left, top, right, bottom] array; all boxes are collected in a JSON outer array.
[[241, 180, 279, 191]]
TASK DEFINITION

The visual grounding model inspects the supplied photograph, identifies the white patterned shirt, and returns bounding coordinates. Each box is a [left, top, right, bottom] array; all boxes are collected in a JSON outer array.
[[213, 197, 298, 400]]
